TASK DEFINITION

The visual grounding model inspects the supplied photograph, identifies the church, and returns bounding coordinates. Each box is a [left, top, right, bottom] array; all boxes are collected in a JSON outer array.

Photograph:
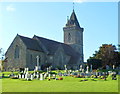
[[4, 9, 84, 71]]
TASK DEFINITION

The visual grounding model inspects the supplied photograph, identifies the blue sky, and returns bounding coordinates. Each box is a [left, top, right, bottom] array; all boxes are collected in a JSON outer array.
[[0, 2, 118, 62]]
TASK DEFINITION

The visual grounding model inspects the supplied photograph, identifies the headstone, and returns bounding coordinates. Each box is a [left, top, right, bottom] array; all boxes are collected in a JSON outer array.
[[64, 72, 67, 76], [26, 68, 29, 72], [18, 74, 21, 79], [48, 74, 51, 79], [96, 72, 98, 76], [113, 65, 115, 70], [58, 72, 62, 76], [82, 69, 84, 73], [24, 68, 26, 74], [47, 68, 49, 73], [52, 74, 56, 79], [35, 66, 38, 71], [25, 72, 28, 80], [36, 72, 39, 79], [69, 70, 72, 72], [22, 74, 25, 79], [90, 65, 92, 72], [27, 73, 31, 80], [106, 65, 109, 70], [49, 66, 52, 72], [31, 74, 33, 80], [64, 65, 67, 72], [80, 65, 82, 71], [44, 73, 48, 79], [40, 73, 44, 80], [86, 66, 89, 73]]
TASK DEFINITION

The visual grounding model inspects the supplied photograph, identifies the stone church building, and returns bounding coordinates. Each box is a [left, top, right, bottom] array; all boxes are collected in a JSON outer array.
[[4, 10, 84, 71]]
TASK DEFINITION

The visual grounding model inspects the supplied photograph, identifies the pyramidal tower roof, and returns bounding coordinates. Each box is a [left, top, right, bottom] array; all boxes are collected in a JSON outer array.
[[66, 9, 80, 27]]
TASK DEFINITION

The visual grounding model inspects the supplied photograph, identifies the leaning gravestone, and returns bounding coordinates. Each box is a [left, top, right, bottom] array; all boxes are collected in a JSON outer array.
[[44, 73, 48, 79]]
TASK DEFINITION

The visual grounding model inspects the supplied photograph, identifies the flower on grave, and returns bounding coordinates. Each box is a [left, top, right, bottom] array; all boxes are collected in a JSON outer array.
[[58, 77, 63, 80]]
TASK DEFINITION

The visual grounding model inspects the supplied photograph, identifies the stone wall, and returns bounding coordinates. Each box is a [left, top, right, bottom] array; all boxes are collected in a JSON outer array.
[[53, 46, 70, 69], [26, 49, 46, 70], [5, 35, 27, 71]]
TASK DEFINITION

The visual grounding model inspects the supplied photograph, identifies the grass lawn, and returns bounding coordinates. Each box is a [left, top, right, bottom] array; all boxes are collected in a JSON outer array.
[[1, 75, 119, 92]]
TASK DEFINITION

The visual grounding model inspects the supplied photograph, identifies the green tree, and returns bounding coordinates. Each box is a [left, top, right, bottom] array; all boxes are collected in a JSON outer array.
[[87, 59, 102, 69], [88, 44, 119, 68]]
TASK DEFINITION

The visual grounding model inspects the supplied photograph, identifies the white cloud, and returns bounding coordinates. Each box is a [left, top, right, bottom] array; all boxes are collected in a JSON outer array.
[[6, 5, 15, 12], [73, 0, 86, 3]]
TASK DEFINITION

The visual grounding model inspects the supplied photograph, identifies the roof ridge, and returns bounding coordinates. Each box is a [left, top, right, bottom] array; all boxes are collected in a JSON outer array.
[[34, 35, 64, 44]]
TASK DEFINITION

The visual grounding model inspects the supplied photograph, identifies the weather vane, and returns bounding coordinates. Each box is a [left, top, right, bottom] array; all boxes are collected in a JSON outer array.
[[73, 2, 75, 11]]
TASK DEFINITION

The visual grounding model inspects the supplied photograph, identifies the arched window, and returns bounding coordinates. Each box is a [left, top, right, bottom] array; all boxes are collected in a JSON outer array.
[[68, 33, 71, 42], [30, 54, 32, 63], [14, 45, 19, 58]]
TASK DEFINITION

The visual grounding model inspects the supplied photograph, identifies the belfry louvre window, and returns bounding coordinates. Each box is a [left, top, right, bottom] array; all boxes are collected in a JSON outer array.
[[68, 33, 71, 42], [14, 45, 19, 58]]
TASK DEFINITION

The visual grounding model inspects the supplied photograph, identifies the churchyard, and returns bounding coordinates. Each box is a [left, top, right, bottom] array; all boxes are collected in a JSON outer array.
[[0, 66, 119, 92]]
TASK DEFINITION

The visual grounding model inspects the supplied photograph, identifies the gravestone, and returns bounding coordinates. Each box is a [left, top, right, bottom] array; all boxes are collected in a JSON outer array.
[[113, 65, 115, 70], [82, 69, 84, 73], [31, 74, 33, 80], [18, 74, 21, 79], [79, 65, 82, 72], [64, 72, 67, 76], [22, 74, 25, 79], [86, 66, 89, 73], [44, 73, 48, 79], [36, 72, 39, 79], [64, 65, 67, 72], [40, 74, 44, 80], [27, 73, 31, 81], [48, 73, 51, 79], [58, 72, 62, 76], [106, 65, 109, 70], [90, 65, 92, 72]]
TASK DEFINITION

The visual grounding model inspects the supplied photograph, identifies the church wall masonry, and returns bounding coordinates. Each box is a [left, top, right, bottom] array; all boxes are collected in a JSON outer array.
[[5, 35, 27, 71]]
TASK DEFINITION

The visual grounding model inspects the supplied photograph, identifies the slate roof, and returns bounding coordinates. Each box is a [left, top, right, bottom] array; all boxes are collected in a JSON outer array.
[[33, 35, 80, 64], [19, 35, 44, 52]]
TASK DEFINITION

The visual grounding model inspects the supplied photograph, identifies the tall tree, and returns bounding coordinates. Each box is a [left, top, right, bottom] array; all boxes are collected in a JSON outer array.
[[89, 44, 119, 68]]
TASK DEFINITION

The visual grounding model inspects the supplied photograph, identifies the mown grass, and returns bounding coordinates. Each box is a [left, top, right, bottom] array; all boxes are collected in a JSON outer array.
[[2, 75, 119, 92]]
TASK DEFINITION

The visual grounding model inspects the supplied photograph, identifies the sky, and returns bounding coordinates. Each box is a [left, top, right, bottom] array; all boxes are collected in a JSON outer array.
[[0, 2, 118, 62]]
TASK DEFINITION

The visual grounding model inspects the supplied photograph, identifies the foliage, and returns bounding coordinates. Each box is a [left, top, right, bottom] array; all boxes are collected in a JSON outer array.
[[87, 59, 102, 69], [88, 44, 119, 68]]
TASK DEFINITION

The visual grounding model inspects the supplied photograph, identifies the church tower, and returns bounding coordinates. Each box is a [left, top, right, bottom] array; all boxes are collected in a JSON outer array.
[[63, 9, 84, 64]]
